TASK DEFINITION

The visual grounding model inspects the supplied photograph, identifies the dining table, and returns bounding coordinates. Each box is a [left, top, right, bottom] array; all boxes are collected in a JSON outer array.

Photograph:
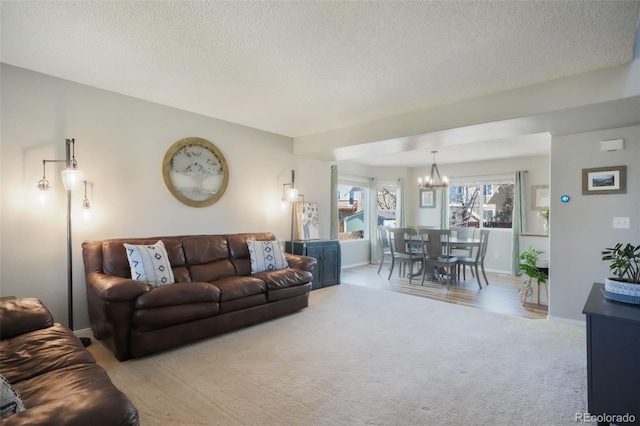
[[408, 236, 482, 249], [405, 235, 482, 282]]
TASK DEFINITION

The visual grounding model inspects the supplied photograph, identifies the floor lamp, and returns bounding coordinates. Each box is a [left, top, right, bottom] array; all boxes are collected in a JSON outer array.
[[281, 170, 303, 253], [37, 138, 91, 347]]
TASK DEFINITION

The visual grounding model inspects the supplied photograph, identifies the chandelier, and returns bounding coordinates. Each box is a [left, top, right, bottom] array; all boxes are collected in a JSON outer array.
[[417, 151, 449, 189]]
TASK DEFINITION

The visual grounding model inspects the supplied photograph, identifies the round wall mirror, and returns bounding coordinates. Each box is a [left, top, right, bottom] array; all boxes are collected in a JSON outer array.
[[162, 137, 229, 207]]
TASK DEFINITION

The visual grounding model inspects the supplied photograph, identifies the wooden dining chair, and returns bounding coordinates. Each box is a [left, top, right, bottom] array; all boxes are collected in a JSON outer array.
[[387, 227, 423, 283], [377, 225, 391, 274], [451, 226, 476, 279], [457, 229, 491, 289], [420, 229, 458, 285]]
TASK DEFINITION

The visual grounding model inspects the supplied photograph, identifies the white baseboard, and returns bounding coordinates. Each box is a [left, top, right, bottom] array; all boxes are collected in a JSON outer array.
[[341, 262, 371, 269], [547, 315, 585, 326], [73, 327, 92, 337]]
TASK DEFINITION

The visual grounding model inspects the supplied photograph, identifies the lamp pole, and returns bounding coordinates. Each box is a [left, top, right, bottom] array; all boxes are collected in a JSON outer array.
[[65, 140, 74, 330], [64, 139, 90, 346], [39, 138, 90, 346], [290, 170, 296, 249]]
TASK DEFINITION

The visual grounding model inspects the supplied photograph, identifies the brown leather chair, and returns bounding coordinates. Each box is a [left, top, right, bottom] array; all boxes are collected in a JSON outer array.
[[0, 298, 139, 425]]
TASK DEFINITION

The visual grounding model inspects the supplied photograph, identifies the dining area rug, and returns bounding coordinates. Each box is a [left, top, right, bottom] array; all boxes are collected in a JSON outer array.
[[86, 283, 587, 426]]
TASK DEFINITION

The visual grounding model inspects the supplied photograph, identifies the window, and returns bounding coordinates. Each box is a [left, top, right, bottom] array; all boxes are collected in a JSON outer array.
[[448, 183, 514, 228], [377, 183, 397, 228], [337, 183, 368, 240]]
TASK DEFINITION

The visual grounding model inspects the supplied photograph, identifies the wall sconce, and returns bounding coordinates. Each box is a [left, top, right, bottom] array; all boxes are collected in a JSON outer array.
[[36, 138, 91, 346]]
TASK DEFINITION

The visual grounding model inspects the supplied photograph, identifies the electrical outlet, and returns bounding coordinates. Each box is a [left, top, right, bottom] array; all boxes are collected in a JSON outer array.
[[613, 217, 630, 229]]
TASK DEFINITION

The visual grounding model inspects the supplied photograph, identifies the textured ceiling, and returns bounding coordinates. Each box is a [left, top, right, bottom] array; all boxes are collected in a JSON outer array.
[[2, 1, 639, 161]]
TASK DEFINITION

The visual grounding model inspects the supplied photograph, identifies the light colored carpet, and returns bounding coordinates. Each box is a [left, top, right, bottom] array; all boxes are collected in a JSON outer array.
[[87, 283, 587, 426]]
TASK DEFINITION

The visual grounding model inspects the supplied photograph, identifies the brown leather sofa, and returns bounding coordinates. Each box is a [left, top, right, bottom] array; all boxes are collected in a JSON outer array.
[[82, 232, 317, 361], [0, 297, 139, 426]]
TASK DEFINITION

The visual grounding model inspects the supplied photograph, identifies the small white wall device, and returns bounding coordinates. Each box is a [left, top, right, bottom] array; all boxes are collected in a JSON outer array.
[[600, 139, 624, 152]]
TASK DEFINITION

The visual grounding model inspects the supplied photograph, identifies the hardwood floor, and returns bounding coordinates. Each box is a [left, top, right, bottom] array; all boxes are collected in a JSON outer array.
[[340, 263, 549, 320]]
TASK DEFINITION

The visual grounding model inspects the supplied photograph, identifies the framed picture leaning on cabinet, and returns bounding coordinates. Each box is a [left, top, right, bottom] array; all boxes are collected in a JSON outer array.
[[294, 202, 319, 240]]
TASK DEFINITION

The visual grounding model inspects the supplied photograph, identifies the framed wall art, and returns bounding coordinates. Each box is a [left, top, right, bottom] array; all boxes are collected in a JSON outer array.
[[531, 185, 550, 209], [582, 165, 627, 195], [419, 189, 436, 208], [162, 137, 229, 207], [294, 202, 319, 240]]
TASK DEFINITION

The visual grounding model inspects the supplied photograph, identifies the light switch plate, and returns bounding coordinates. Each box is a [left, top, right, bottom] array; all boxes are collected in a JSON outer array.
[[613, 217, 630, 229]]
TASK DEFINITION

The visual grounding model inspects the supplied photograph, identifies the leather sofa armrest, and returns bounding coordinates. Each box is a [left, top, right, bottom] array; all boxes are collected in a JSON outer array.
[[0, 298, 54, 339], [285, 254, 317, 273], [87, 272, 150, 302]]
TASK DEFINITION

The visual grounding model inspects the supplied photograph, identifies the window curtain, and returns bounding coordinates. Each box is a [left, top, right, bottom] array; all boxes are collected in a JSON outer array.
[[439, 188, 448, 229], [511, 171, 527, 275], [369, 177, 378, 264], [396, 177, 405, 227], [330, 165, 338, 240]]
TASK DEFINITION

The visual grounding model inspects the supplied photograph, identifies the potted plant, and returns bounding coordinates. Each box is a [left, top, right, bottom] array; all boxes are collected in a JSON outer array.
[[538, 206, 549, 234], [519, 247, 548, 306], [601, 243, 640, 298]]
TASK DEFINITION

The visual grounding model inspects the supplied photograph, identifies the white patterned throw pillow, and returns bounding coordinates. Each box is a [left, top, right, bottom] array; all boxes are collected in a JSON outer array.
[[0, 375, 24, 419], [247, 240, 289, 274], [124, 240, 175, 287]]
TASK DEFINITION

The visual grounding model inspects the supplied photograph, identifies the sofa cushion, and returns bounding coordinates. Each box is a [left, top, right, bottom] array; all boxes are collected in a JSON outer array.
[[213, 276, 266, 301], [218, 294, 267, 314], [0, 374, 25, 419], [124, 240, 175, 287], [183, 235, 230, 264], [267, 283, 312, 302], [0, 324, 95, 384], [10, 363, 139, 426], [183, 236, 236, 282], [134, 282, 221, 309], [247, 240, 288, 273], [132, 303, 220, 330], [0, 298, 53, 340], [253, 268, 313, 290], [188, 260, 236, 283]]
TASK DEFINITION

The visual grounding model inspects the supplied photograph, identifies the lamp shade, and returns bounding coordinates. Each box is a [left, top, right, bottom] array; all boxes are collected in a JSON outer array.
[[286, 187, 299, 202], [61, 169, 85, 190]]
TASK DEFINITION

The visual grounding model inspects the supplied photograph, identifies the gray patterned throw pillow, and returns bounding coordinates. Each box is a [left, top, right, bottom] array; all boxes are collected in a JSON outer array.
[[124, 240, 175, 287], [247, 240, 289, 273], [0, 375, 24, 419]]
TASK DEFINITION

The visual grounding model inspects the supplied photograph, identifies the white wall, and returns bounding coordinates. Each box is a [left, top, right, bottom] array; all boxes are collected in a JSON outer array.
[[295, 60, 640, 158], [0, 64, 330, 330], [550, 125, 640, 322]]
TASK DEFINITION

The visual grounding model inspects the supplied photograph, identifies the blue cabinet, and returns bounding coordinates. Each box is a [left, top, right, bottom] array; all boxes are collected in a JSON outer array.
[[583, 283, 640, 425], [286, 240, 341, 290]]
